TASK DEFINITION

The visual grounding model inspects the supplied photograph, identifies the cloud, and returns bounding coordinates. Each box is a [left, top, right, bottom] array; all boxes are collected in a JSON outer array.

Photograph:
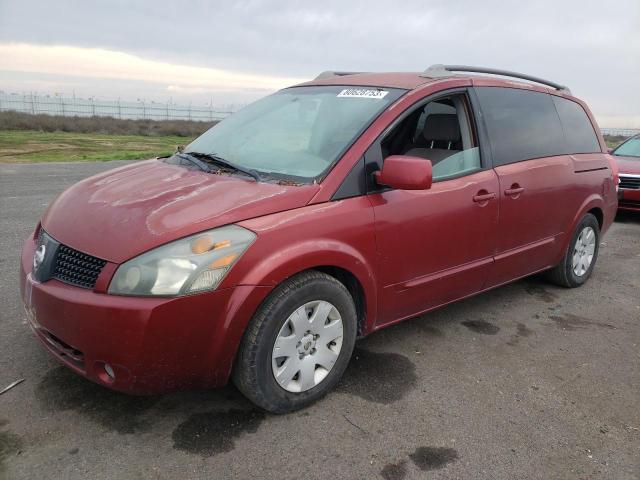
[[0, 0, 638, 126], [0, 43, 305, 93]]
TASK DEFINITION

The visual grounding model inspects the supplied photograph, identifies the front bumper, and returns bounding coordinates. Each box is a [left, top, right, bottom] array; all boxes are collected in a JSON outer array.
[[20, 235, 271, 394], [618, 188, 640, 212]]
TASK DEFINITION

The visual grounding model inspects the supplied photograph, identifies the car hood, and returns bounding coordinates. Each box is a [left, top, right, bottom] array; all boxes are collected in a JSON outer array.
[[42, 160, 320, 263], [615, 155, 640, 175]]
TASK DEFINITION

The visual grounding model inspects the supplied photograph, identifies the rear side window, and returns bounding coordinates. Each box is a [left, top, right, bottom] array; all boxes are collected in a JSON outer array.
[[475, 87, 565, 166], [552, 96, 601, 154]]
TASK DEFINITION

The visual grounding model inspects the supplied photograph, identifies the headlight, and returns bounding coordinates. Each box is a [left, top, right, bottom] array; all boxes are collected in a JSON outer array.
[[108, 225, 255, 296]]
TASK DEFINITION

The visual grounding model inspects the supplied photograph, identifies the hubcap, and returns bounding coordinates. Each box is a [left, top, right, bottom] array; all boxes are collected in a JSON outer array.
[[572, 226, 596, 277], [271, 300, 344, 393]]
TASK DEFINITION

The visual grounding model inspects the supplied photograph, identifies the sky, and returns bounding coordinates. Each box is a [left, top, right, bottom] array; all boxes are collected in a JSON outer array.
[[0, 0, 639, 127]]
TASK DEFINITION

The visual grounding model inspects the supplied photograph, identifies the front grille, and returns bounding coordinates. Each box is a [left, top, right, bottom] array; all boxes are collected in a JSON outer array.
[[620, 199, 640, 208], [619, 175, 640, 190], [52, 244, 106, 289]]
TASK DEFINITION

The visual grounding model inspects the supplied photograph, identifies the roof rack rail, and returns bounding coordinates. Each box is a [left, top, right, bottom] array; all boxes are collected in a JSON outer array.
[[314, 71, 365, 80], [422, 64, 570, 93]]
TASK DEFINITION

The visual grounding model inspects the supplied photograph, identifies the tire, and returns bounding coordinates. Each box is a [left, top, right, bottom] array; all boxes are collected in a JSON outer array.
[[547, 213, 600, 288], [232, 270, 357, 413]]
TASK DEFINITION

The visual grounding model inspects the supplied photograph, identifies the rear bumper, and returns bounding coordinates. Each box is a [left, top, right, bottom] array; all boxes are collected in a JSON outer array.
[[20, 235, 271, 394], [618, 188, 640, 212]]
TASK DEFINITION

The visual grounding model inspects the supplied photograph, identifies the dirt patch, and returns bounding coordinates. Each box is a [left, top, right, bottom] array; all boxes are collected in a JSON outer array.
[[418, 323, 444, 337], [515, 322, 534, 337], [549, 313, 616, 332], [507, 322, 535, 346], [525, 283, 559, 303], [0, 429, 23, 473], [380, 460, 407, 480]]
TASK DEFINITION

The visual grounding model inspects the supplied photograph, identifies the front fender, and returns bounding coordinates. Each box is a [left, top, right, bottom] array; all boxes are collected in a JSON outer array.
[[241, 239, 374, 286], [233, 198, 379, 334], [236, 240, 378, 335]]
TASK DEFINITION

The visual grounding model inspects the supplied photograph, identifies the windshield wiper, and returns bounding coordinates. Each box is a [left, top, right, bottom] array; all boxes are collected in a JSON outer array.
[[186, 151, 260, 181], [175, 152, 212, 173]]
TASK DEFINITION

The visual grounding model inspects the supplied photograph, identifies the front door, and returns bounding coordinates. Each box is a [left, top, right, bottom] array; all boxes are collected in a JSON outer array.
[[371, 169, 499, 326], [366, 91, 499, 327]]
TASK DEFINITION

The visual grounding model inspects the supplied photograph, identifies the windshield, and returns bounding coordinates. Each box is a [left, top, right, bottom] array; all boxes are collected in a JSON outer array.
[[185, 86, 405, 182], [612, 136, 640, 158]]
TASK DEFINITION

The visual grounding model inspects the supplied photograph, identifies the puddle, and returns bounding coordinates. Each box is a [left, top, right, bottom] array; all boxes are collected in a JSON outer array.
[[409, 446, 459, 471], [172, 409, 265, 456], [461, 320, 500, 335], [336, 348, 417, 404], [35, 367, 160, 434]]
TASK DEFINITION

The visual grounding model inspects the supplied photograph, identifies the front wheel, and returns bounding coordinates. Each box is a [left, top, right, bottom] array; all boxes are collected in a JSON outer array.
[[547, 213, 600, 288], [232, 271, 357, 413]]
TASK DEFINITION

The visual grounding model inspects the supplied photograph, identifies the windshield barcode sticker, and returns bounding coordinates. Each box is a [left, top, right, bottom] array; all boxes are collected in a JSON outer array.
[[337, 89, 389, 99]]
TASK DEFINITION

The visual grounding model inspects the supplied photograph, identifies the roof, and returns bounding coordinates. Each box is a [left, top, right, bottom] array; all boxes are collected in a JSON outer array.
[[299, 66, 572, 96], [299, 72, 432, 90]]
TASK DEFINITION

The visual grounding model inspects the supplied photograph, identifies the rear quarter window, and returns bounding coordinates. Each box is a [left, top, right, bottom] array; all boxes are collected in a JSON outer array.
[[475, 87, 566, 166], [552, 96, 601, 154]]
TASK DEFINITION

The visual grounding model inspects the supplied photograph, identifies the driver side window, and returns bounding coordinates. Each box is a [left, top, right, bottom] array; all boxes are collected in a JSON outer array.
[[380, 93, 481, 182]]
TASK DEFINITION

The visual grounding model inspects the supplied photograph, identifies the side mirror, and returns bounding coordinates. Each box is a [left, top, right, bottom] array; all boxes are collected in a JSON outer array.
[[374, 155, 433, 190]]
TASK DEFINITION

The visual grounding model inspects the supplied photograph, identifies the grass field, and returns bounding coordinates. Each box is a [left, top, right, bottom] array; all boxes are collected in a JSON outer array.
[[0, 129, 631, 163], [0, 130, 194, 163]]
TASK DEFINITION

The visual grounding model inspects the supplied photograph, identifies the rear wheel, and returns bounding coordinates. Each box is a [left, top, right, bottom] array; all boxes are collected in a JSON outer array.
[[547, 213, 600, 288], [232, 271, 357, 413]]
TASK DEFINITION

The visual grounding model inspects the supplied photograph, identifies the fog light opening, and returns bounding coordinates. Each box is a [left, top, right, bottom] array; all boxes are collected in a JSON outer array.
[[104, 363, 115, 380], [95, 361, 116, 384]]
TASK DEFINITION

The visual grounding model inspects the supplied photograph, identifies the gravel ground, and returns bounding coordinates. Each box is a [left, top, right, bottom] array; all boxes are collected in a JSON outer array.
[[0, 161, 638, 480]]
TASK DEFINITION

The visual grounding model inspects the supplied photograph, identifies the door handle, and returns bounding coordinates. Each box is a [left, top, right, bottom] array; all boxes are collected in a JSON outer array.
[[505, 185, 524, 196], [472, 192, 496, 203]]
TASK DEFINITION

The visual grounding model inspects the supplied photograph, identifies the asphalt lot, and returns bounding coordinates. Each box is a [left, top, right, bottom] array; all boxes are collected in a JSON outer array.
[[0, 161, 639, 480]]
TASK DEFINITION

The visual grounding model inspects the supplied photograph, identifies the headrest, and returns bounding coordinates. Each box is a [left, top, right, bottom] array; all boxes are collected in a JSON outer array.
[[423, 114, 461, 142]]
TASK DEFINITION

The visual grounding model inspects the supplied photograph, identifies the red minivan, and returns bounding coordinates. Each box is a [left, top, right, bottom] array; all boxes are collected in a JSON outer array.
[[20, 65, 618, 412]]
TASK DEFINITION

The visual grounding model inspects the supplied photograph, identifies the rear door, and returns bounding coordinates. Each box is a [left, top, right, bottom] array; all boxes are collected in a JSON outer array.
[[474, 87, 576, 286]]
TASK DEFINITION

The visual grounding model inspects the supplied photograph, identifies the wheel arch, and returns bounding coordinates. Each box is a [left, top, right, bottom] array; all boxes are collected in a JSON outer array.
[[312, 266, 367, 337], [558, 194, 605, 259], [232, 239, 378, 337], [587, 206, 603, 230]]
